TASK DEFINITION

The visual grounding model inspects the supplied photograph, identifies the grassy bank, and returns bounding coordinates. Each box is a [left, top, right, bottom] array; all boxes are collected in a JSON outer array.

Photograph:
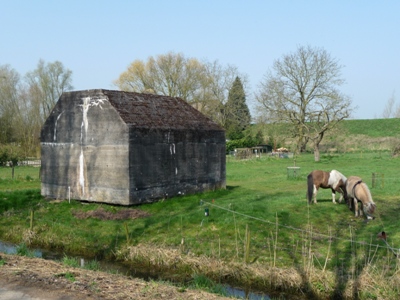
[[1, 152, 400, 298]]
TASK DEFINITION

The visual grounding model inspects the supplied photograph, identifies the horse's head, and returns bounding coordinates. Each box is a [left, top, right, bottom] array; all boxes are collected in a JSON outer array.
[[365, 202, 376, 215]]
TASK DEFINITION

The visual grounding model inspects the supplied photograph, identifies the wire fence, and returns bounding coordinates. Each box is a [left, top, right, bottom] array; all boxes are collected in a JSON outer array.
[[198, 199, 399, 256], [18, 160, 41, 167]]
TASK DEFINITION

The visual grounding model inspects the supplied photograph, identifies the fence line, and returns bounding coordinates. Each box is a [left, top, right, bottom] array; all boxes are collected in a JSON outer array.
[[18, 160, 41, 167], [201, 200, 398, 253]]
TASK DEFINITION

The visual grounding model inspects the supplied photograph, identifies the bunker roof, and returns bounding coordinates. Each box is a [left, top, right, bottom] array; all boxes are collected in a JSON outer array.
[[65, 89, 224, 131]]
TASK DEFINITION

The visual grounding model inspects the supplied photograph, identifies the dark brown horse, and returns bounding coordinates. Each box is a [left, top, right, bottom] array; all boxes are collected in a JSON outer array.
[[307, 170, 347, 204], [345, 176, 376, 219]]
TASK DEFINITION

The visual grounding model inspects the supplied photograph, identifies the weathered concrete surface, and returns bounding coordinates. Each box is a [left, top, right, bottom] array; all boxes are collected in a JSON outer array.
[[41, 90, 226, 205], [129, 128, 225, 202], [41, 91, 130, 205]]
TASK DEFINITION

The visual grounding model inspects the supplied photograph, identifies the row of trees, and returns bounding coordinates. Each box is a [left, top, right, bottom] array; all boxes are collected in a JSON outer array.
[[1, 46, 354, 162], [0, 60, 73, 157], [116, 47, 353, 161]]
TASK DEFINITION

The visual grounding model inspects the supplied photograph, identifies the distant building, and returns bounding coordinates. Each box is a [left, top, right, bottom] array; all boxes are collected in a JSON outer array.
[[40, 89, 226, 205]]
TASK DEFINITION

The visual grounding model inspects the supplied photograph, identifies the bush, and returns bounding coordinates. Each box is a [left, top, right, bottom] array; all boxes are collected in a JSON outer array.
[[0, 144, 24, 166], [226, 138, 253, 153], [392, 143, 400, 157], [226, 132, 264, 153]]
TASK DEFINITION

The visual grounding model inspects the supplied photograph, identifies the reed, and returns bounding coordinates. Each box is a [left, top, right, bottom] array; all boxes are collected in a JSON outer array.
[[30, 209, 34, 230], [124, 222, 130, 245], [244, 224, 250, 264]]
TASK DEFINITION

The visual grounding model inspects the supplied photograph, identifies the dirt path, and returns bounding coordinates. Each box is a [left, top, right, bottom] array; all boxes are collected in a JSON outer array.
[[0, 253, 230, 300]]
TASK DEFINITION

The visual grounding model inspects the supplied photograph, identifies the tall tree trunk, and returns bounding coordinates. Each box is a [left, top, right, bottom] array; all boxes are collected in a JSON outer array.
[[313, 132, 324, 162], [314, 143, 320, 162]]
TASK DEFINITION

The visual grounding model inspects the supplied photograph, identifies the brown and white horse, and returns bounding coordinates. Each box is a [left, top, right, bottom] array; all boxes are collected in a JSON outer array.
[[307, 170, 347, 204], [345, 176, 376, 219]]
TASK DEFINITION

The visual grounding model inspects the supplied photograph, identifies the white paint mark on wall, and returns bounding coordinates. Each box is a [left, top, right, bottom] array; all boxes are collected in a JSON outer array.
[[42, 142, 73, 147], [78, 96, 106, 196], [170, 143, 175, 155], [53, 111, 63, 142], [79, 96, 106, 139], [79, 150, 85, 195]]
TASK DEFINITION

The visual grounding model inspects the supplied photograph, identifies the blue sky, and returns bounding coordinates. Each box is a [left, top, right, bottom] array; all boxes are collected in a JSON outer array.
[[1, 1, 399, 119]]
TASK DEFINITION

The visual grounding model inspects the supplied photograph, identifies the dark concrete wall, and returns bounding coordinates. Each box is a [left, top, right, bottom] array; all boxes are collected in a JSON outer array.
[[128, 128, 226, 203], [41, 91, 131, 205]]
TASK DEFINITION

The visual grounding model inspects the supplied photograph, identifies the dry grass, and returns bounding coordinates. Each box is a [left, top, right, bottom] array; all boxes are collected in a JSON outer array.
[[117, 244, 312, 296], [116, 244, 400, 299], [0, 253, 230, 300]]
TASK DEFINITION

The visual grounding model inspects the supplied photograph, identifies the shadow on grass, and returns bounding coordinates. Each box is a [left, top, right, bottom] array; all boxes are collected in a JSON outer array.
[[275, 199, 380, 299], [226, 185, 240, 191]]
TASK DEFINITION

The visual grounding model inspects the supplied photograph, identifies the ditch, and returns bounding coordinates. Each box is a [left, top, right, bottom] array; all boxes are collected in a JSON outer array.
[[0, 240, 270, 300]]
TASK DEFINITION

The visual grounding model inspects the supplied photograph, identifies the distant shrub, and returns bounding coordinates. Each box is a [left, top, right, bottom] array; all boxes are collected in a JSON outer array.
[[226, 136, 261, 153], [392, 143, 400, 157], [0, 144, 24, 166]]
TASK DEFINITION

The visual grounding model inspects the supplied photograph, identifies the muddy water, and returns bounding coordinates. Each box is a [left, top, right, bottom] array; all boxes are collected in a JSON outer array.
[[0, 240, 270, 300]]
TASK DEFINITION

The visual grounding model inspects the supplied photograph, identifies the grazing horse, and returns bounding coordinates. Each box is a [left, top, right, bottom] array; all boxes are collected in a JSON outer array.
[[345, 176, 376, 219], [307, 170, 347, 204]]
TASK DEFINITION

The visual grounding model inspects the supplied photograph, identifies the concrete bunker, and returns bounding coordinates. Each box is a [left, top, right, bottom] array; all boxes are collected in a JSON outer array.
[[40, 89, 226, 205]]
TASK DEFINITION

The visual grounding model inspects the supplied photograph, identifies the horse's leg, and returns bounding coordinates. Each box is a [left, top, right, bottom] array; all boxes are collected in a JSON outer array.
[[347, 197, 352, 210], [313, 186, 318, 204], [341, 187, 348, 204], [359, 202, 364, 216], [338, 190, 344, 203], [354, 199, 359, 217], [332, 184, 344, 203], [331, 188, 337, 204]]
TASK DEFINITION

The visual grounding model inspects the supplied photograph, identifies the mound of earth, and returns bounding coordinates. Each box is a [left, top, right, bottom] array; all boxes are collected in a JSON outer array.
[[72, 207, 151, 220]]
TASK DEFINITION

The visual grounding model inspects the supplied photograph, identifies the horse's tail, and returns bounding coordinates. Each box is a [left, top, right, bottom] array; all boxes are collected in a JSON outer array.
[[307, 173, 313, 203]]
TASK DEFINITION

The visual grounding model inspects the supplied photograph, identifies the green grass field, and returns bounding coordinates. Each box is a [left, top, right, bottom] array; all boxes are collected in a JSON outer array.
[[1, 154, 399, 266], [1, 119, 400, 298]]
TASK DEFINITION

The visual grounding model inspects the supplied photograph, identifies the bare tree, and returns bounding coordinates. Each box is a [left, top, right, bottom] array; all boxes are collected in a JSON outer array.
[[382, 92, 398, 118], [0, 65, 23, 144], [395, 105, 400, 118], [256, 45, 353, 161], [114, 52, 205, 100], [0, 61, 73, 157], [382, 92, 395, 118], [25, 59, 73, 123], [197, 61, 248, 126]]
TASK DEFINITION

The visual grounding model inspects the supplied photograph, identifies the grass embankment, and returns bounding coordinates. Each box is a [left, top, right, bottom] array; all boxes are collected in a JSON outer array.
[[344, 118, 400, 137], [1, 151, 400, 299]]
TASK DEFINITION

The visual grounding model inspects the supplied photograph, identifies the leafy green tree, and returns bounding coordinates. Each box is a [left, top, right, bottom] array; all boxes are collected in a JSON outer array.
[[0, 144, 25, 179], [0, 144, 24, 166], [224, 76, 251, 140]]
